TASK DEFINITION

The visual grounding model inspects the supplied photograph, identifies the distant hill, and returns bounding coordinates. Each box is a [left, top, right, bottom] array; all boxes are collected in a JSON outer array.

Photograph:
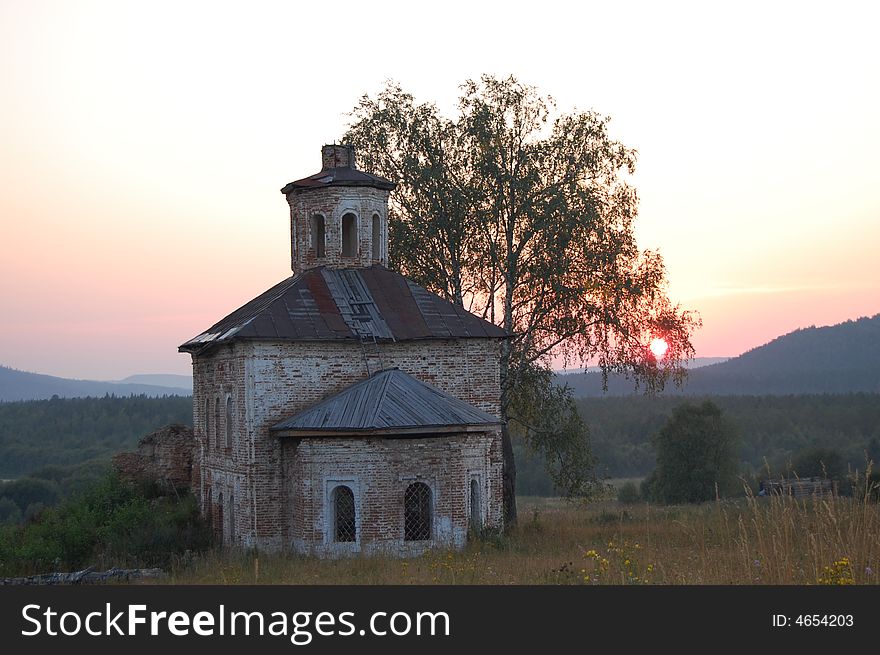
[[0, 366, 192, 402], [556, 357, 728, 375], [559, 314, 880, 397], [116, 374, 193, 391]]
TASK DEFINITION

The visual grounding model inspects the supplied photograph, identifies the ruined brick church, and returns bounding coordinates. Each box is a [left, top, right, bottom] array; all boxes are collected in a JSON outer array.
[[178, 145, 506, 556]]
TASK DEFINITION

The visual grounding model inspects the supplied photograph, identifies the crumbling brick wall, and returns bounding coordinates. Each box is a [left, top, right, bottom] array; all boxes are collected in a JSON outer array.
[[112, 423, 195, 491]]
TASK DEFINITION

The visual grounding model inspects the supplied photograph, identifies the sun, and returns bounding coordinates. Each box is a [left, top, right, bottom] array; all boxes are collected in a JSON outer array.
[[649, 337, 668, 359]]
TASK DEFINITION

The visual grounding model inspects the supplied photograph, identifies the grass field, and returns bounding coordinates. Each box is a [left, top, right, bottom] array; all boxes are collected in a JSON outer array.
[[168, 489, 880, 585]]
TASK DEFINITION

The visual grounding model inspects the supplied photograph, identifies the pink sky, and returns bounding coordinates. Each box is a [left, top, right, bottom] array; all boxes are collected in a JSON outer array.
[[1, 1, 878, 380]]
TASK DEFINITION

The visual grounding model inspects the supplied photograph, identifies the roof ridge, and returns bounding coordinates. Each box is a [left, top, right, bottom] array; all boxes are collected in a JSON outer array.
[[368, 369, 395, 427]]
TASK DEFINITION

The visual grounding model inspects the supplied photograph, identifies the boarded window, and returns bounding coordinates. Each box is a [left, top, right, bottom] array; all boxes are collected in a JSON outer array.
[[342, 213, 357, 257], [334, 486, 356, 542], [311, 214, 325, 258], [470, 479, 481, 533], [371, 214, 381, 260], [225, 397, 233, 448], [404, 482, 432, 541]]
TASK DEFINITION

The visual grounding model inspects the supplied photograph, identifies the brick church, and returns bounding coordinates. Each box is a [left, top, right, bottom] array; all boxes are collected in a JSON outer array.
[[178, 145, 506, 556]]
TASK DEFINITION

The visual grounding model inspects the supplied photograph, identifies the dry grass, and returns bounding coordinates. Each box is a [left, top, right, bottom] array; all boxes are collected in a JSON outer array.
[[167, 491, 880, 585]]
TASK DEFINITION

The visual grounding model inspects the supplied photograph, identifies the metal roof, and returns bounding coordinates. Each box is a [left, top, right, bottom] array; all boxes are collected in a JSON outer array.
[[280, 167, 395, 193], [179, 265, 507, 353], [271, 368, 501, 437]]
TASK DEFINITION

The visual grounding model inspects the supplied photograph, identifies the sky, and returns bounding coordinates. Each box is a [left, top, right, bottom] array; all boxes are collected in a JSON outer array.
[[1, 0, 878, 380]]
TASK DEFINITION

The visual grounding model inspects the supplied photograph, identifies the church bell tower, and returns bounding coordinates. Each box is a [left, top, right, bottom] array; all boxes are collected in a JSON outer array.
[[281, 145, 395, 275]]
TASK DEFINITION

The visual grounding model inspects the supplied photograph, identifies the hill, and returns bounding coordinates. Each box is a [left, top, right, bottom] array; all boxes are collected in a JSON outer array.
[[559, 314, 880, 397], [117, 374, 193, 391], [0, 395, 193, 478], [0, 366, 191, 402]]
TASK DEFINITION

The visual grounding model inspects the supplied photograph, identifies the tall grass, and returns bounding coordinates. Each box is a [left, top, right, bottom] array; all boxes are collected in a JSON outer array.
[[167, 489, 880, 585]]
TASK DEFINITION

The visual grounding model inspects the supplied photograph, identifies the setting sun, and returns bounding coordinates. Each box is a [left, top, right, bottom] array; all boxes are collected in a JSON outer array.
[[649, 337, 669, 359]]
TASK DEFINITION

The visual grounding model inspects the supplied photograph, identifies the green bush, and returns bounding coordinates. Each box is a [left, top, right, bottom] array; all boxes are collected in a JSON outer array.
[[0, 498, 21, 526], [0, 478, 60, 512], [0, 473, 210, 577], [617, 481, 640, 504], [791, 447, 846, 481]]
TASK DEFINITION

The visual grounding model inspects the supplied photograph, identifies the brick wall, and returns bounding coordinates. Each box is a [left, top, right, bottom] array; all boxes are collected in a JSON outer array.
[[112, 423, 195, 491], [190, 337, 503, 554], [286, 185, 390, 273], [285, 433, 503, 557], [191, 344, 251, 548]]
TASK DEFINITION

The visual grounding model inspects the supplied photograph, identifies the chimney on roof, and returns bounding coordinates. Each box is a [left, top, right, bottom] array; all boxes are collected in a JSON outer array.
[[321, 144, 356, 170]]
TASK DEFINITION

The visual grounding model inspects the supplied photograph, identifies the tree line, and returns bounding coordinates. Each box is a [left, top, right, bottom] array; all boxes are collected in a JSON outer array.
[[0, 395, 193, 525], [0, 394, 192, 478], [512, 393, 880, 496], [579, 393, 880, 480]]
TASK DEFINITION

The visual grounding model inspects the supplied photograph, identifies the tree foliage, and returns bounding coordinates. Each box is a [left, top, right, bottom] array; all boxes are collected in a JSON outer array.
[[792, 447, 847, 481], [344, 76, 699, 522], [647, 400, 740, 504], [0, 473, 209, 576]]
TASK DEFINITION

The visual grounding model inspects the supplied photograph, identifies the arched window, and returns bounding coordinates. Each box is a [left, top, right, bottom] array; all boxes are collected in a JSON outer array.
[[225, 397, 233, 449], [470, 479, 481, 533], [371, 213, 381, 260], [342, 212, 357, 257], [214, 397, 222, 449], [404, 482, 432, 541], [311, 214, 326, 258], [204, 398, 211, 449], [334, 486, 356, 542]]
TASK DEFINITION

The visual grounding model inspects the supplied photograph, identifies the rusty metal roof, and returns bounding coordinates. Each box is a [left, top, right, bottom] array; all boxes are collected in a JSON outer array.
[[280, 167, 395, 193], [179, 265, 506, 353], [271, 368, 501, 437]]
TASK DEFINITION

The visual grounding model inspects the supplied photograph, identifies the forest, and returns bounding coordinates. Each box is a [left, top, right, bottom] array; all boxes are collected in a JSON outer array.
[[1, 393, 879, 522], [513, 393, 880, 495], [0, 395, 192, 525], [0, 394, 192, 477]]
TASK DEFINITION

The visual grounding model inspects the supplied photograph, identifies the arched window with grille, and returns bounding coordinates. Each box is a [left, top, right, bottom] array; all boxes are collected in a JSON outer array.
[[404, 482, 432, 541], [333, 485, 356, 542], [311, 214, 326, 258], [470, 479, 481, 533], [342, 212, 357, 257], [225, 396, 233, 449]]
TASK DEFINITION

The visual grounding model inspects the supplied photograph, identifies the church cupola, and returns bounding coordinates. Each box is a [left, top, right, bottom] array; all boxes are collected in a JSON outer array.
[[281, 145, 395, 275]]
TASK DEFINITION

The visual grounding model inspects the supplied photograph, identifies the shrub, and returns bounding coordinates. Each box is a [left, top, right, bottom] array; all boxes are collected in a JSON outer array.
[[0, 498, 21, 526], [792, 447, 846, 481], [0, 472, 209, 576], [617, 481, 640, 504], [0, 478, 60, 511]]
